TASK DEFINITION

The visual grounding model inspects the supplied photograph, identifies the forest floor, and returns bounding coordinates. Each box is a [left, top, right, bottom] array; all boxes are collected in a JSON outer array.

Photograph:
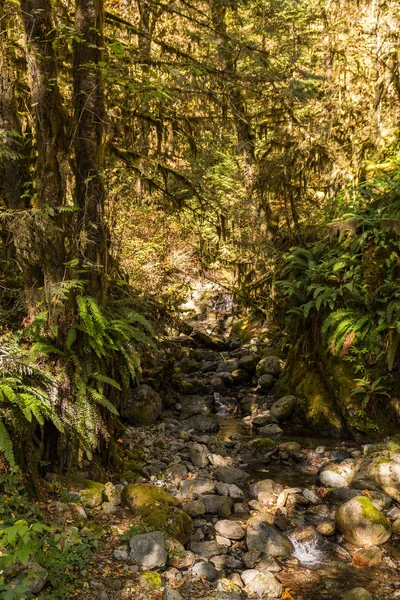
[[13, 288, 400, 600]]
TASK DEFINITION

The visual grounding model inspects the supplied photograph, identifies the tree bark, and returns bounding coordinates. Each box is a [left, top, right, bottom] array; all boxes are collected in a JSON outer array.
[[20, 0, 70, 320], [74, 0, 108, 301]]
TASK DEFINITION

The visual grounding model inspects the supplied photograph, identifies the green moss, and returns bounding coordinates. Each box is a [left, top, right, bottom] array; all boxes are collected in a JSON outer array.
[[68, 479, 105, 508], [138, 571, 162, 590], [182, 379, 209, 395], [356, 496, 391, 529], [123, 483, 193, 543], [247, 437, 276, 454]]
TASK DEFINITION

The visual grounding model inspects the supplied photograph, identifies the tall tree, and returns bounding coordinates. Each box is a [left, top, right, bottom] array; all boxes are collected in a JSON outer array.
[[74, 0, 108, 300]]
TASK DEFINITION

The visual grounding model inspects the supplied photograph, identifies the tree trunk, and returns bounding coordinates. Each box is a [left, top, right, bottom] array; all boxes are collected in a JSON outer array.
[[20, 0, 70, 322], [74, 0, 108, 301]]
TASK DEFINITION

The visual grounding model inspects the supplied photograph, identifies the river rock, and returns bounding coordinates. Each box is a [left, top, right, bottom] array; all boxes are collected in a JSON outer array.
[[163, 587, 183, 600], [257, 356, 282, 377], [270, 395, 296, 421], [258, 374, 275, 390], [343, 588, 373, 600], [215, 481, 244, 499], [180, 395, 213, 418], [182, 414, 220, 433], [393, 517, 400, 535], [318, 460, 354, 488], [215, 466, 250, 486], [249, 479, 280, 505], [231, 369, 250, 384], [123, 384, 162, 425], [217, 359, 239, 373], [246, 522, 294, 557], [181, 478, 215, 498], [242, 569, 283, 598], [335, 496, 392, 547], [190, 443, 210, 467], [104, 482, 121, 505], [191, 560, 219, 581], [182, 500, 206, 517], [124, 484, 193, 543], [258, 423, 283, 437], [190, 540, 221, 558], [129, 531, 167, 569], [353, 546, 382, 568], [215, 520, 245, 540], [199, 494, 234, 517], [239, 395, 259, 415], [350, 452, 400, 501], [238, 354, 261, 374]]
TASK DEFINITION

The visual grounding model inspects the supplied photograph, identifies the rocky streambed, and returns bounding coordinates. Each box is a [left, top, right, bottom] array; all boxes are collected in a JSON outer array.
[[19, 337, 400, 600]]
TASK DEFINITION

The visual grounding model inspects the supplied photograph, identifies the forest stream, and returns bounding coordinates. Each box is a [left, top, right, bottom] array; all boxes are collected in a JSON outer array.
[[13, 296, 398, 600]]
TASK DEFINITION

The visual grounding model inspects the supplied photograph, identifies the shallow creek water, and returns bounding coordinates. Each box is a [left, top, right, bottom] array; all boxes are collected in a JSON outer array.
[[216, 415, 399, 599]]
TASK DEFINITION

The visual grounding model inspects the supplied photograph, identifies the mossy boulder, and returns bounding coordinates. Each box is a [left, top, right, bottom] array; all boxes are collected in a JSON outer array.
[[138, 570, 162, 591], [256, 356, 282, 377], [182, 379, 209, 395], [335, 496, 392, 546], [122, 384, 162, 426], [69, 479, 105, 508], [123, 484, 193, 543], [350, 452, 400, 501], [245, 437, 277, 458]]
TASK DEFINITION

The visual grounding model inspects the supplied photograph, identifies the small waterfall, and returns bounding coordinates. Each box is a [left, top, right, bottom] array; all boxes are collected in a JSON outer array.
[[289, 536, 325, 566]]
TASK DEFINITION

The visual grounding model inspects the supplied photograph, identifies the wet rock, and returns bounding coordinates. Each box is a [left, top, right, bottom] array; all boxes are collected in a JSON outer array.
[[350, 452, 400, 501], [241, 569, 283, 598], [353, 546, 382, 568], [270, 395, 296, 421], [122, 384, 162, 425], [211, 376, 226, 393], [318, 460, 354, 488], [182, 414, 220, 433], [129, 531, 167, 569], [11, 562, 48, 594], [181, 478, 215, 498], [182, 500, 206, 517], [317, 521, 335, 536], [335, 496, 392, 547], [215, 481, 244, 499], [279, 441, 301, 453], [343, 588, 373, 600], [215, 520, 245, 540], [302, 488, 322, 504], [199, 494, 234, 517], [246, 522, 294, 558], [257, 356, 282, 377], [258, 423, 283, 437], [244, 437, 277, 459], [215, 466, 250, 486], [190, 443, 210, 467], [258, 374, 275, 390], [239, 396, 259, 415], [249, 479, 280, 505]]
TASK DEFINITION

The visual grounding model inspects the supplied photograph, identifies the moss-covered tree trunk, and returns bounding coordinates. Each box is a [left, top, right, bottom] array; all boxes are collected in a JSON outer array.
[[74, 0, 108, 302], [19, 0, 71, 324]]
